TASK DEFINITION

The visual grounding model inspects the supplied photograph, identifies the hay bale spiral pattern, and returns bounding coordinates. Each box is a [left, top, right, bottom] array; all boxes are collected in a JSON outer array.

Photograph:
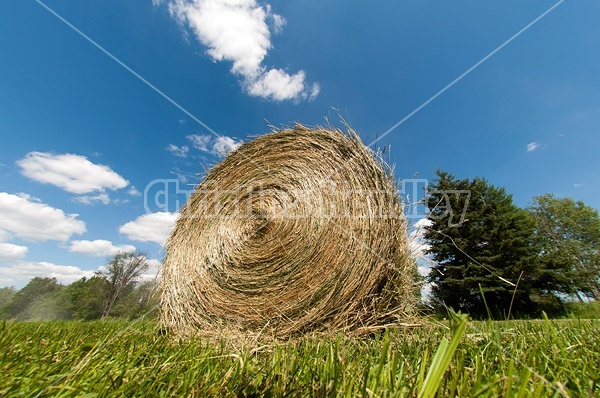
[[161, 126, 416, 337]]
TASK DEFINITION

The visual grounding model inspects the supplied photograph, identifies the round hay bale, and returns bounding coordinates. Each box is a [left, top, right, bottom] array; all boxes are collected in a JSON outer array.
[[160, 125, 417, 337]]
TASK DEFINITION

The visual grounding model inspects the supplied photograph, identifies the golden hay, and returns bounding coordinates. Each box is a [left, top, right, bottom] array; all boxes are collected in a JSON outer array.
[[160, 125, 418, 337]]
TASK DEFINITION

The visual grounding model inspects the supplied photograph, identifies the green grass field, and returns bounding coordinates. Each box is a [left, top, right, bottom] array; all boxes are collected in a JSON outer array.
[[1, 316, 599, 397]]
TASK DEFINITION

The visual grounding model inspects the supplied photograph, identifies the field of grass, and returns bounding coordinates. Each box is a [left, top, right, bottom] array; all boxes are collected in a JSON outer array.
[[1, 315, 599, 397]]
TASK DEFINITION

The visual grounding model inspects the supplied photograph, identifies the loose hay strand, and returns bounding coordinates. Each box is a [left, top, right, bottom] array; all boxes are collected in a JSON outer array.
[[160, 125, 418, 338]]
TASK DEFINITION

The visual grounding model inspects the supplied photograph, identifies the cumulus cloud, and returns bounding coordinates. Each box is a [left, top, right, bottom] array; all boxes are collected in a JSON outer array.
[[68, 240, 136, 257], [119, 212, 179, 246], [0, 261, 96, 288], [213, 136, 243, 155], [18, 152, 129, 195], [140, 258, 163, 282], [0, 192, 86, 242], [187, 134, 242, 156], [526, 142, 540, 152], [165, 0, 319, 102], [0, 243, 28, 263], [247, 69, 320, 102], [408, 218, 432, 260], [171, 0, 269, 76], [167, 144, 190, 158]]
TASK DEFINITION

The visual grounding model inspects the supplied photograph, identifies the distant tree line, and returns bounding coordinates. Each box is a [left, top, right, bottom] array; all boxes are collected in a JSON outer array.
[[0, 252, 159, 321], [424, 170, 600, 318]]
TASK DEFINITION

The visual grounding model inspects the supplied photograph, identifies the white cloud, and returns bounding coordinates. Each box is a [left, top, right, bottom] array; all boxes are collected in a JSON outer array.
[[408, 218, 432, 259], [128, 186, 141, 197], [408, 220, 439, 301], [213, 136, 242, 155], [574, 183, 583, 188], [68, 240, 136, 257], [270, 12, 286, 34], [0, 193, 86, 242], [119, 212, 179, 246], [73, 193, 111, 205], [413, 218, 433, 229], [140, 258, 163, 282], [187, 134, 242, 156], [166, 0, 319, 102], [0, 243, 28, 263], [308, 83, 321, 101], [526, 142, 540, 152], [18, 152, 129, 194], [0, 261, 96, 288], [187, 134, 212, 152], [167, 144, 190, 158], [246, 69, 320, 102], [171, 0, 270, 76]]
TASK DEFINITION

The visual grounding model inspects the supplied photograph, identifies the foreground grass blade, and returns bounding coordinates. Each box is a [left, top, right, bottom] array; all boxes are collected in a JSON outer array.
[[418, 312, 468, 398], [1, 317, 599, 396]]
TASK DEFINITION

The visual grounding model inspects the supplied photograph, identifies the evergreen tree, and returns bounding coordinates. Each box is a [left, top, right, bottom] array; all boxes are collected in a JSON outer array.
[[424, 171, 539, 318]]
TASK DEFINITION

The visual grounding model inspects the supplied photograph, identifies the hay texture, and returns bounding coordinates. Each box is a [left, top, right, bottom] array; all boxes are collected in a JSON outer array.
[[160, 125, 416, 337]]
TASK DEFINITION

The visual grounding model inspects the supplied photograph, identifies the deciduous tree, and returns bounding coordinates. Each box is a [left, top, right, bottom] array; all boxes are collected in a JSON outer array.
[[100, 251, 150, 318], [63, 276, 109, 320], [2, 277, 65, 320], [528, 194, 600, 300]]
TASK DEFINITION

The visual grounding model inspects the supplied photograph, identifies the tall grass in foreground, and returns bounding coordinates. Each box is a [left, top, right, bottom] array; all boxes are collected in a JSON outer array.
[[1, 316, 598, 397]]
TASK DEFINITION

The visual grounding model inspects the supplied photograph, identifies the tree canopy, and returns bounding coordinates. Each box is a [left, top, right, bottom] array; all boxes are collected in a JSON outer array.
[[425, 171, 540, 317], [0, 252, 158, 321], [424, 171, 600, 317], [101, 251, 150, 318], [528, 194, 600, 300]]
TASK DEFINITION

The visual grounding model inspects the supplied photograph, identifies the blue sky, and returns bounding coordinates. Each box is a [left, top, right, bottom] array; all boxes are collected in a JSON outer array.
[[1, 0, 598, 287]]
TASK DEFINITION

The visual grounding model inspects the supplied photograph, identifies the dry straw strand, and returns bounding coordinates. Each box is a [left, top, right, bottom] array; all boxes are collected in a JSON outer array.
[[160, 124, 418, 338]]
